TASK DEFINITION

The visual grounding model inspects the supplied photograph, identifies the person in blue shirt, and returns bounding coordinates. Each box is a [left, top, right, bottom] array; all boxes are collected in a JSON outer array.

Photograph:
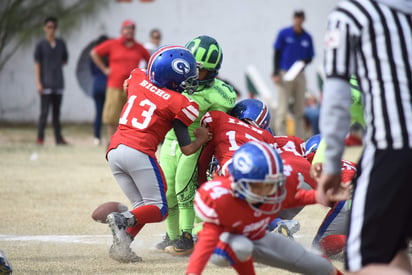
[[272, 10, 314, 138]]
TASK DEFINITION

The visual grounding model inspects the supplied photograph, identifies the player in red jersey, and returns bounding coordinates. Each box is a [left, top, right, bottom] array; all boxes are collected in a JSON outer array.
[[199, 109, 276, 179], [186, 141, 342, 275], [104, 45, 210, 263], [304, 135, 357, 257], [311, 159, 356, 257], [198, 99, 315, 238], [198, 98, 307, 182], [273, 135, 306, 157]]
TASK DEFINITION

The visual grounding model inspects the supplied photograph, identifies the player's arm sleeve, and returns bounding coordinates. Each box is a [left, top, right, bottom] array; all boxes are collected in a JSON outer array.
[[320, 78, 352, 174], [186, 222, 223, 275], [173, 119, 191, 147], [294, 189, 316, 206], [321, 14, 355, 174], [197, 142, 214, 186], [312, 139, 326, 164], [210, 83, 237, 112], [175, 101, 199, 127]]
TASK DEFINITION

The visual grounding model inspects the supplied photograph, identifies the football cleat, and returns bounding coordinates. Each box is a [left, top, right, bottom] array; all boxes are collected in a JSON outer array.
[[277, 220, 300, 239], [155, 233, 174, 251], [109, 244, 142, 263], [165, 231, 194, 256], [0, 250, 12, 275], [107, 212, 139, 263]]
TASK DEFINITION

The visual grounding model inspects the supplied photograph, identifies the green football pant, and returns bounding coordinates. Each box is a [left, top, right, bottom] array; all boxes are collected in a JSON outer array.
[[159, 139, 201, 240]]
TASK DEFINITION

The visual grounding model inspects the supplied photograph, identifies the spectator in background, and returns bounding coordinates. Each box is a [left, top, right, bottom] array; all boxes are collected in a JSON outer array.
[[272, 10, 314, 138], [144, 28, 162, 54], [34, 16, 69, 145], [304, 92, 320, 135], [90, 20, 150, 144], [139, 28, 162, 68], [89, 35, 109, 146]]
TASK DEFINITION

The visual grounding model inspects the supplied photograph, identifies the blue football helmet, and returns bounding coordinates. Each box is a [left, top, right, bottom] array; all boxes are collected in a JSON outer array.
[[230, 99, 271, 130], [228, 141, 286, 214], [147, 45, 199, 94], [304, 134, 322, 156]]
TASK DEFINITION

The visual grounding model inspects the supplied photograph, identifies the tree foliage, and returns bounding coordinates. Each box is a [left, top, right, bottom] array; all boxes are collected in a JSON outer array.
[[0, 0, 110, 72]]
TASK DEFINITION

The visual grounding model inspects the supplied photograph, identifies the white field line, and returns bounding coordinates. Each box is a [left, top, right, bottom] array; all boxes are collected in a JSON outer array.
[[0, 233, 167, 247], [0, 234, 112, 244]]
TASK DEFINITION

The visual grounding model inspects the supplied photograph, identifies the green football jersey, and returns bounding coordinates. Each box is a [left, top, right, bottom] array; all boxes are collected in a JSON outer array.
[[165, 78, 237, 140], [349, 77, 365, 127], [313, 77, 365, 164]]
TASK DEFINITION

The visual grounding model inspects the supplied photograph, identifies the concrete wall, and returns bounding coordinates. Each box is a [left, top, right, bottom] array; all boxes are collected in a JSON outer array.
[[0, 0, 338, 122]]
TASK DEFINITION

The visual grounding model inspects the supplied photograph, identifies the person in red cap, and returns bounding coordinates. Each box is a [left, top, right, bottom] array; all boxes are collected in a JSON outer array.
[[90, 19, 151, 145]]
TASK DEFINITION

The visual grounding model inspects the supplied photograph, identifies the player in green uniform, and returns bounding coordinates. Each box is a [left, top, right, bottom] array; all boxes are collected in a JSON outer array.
[[156, 35, 237, 255], [312, 76, 364, 171]]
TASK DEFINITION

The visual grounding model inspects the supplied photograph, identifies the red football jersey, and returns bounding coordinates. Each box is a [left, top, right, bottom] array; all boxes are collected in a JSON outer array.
[[273, 135, 305, 157], [340, 159, 357, 183], [280, 152, 318, 208], [201, 111, 276, 169], [195, 177, 279, 240], [188, 176, 282, 274], [107, 69, 199, 158]]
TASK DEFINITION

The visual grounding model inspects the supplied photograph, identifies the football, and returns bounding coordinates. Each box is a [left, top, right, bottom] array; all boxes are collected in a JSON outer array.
[[91, 201, 128, 223]]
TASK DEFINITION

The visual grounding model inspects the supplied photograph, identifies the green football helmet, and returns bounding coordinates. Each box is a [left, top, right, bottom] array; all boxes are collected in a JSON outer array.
[[185, 35, 223, 86]]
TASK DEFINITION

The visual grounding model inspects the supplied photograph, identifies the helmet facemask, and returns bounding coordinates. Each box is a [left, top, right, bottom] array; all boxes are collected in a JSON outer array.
[[179, 73, 199, 95], [233, 174, 286, 215], [229, 141, 287, 215]]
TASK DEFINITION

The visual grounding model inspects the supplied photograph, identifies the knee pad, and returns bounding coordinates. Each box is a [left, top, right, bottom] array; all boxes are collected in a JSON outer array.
[[220, 233, 253, 262], [210, 253, 230, 267]]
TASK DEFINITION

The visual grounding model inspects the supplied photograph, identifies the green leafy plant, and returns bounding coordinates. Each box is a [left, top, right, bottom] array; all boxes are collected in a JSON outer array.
[[0, 0, 109, 71]]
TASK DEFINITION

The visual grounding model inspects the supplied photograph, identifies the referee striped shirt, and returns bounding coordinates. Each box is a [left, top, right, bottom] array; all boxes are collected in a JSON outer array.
[[323, 0, 412, 149]]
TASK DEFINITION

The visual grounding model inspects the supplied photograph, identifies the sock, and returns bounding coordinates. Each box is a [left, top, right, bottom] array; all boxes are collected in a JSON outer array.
[[129, 205, 163, 224], [320, 235, 346, 256], [232, 257, 256, 275], [179, 205, 195, 234], [126, 224, 144, 239], [166, 205, 180, 240]]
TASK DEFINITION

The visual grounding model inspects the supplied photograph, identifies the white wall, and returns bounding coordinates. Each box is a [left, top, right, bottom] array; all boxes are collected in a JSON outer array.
[[0, 0, 338, 122]]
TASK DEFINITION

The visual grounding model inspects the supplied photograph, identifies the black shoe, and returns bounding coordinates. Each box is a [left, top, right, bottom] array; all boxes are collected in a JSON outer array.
[[155, 233, 174, 251], [0, 250, 12, 275], [56, 138, 69, 145], [165, 231, 194, 256]]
